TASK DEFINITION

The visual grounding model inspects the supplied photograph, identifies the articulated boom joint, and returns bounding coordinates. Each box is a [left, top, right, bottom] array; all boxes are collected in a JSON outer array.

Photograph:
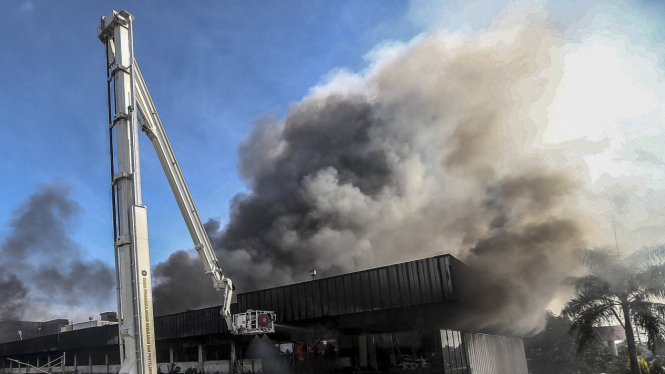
[[98, 10, 132, 43]]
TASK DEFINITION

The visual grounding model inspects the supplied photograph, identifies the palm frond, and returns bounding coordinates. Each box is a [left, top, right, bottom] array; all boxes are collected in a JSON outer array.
[[630, 300, 665, 352], [567, 302, 617, 353], [580, 247, 620, 273], [634, 264, 665, 299], [628, 244, 665, 267], [566, 274, 612, 295]]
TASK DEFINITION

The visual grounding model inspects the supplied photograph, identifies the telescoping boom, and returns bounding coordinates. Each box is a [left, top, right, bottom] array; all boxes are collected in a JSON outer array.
[[98, 10, 274, 374]]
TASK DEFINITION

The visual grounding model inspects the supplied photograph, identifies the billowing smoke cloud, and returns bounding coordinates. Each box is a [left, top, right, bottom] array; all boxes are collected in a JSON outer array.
[[0, 184, 114, 321], [0, 267, 28, 320], [152, 8, 636, 335]]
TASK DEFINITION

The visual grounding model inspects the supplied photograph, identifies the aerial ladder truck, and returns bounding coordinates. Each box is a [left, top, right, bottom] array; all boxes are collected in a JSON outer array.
[[98, 10, 275, 374]]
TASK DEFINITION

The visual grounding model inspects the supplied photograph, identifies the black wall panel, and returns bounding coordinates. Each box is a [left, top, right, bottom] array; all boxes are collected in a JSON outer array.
[[237, 254, 456, 323]]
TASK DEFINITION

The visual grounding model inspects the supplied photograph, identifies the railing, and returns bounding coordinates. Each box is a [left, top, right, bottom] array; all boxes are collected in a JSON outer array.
[[6, 354, 65, 374]]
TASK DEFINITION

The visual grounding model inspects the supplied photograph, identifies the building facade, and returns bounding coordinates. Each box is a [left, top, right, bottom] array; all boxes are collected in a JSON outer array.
[[0, 255, 528, 374]]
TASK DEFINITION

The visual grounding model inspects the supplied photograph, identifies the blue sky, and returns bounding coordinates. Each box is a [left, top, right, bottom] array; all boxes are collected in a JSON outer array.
[[0, 1, 424, 268], [2, 0, 665, 295]]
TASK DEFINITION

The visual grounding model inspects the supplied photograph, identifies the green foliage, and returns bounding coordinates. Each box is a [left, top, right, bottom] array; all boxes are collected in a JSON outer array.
[[525, 311, 612, 374], [650, 358, 665, 374], [640, 356, 651, 374], [563, 245, 665, 374], [607, 345, 646, 374]]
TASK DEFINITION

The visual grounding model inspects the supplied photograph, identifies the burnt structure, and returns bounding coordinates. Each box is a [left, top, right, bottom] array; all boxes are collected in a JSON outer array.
[[0, 255, 527, 374]]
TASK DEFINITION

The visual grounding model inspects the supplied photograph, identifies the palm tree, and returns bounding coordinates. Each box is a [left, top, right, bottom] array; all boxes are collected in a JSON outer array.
[[562, 245, 665, 374]]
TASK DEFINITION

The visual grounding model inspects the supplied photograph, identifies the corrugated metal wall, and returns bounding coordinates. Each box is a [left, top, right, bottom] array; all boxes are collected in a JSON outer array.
[[154, 304, 240, 339], [237, 255, 455, 323], [0, 254, 460, 355], [0, 325, 118, 356], [155, 306, 226, 338], [462, 332, 528, 374]]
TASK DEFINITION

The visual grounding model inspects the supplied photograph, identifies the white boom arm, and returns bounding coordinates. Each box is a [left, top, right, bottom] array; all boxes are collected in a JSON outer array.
[[132, 62, 235, 327], [98, 10, 274, 374]]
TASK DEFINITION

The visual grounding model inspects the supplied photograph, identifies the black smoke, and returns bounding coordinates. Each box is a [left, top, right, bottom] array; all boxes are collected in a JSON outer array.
[[153, 12, 595, 334], [0, 184, 114, 320], [0, 267, 28, 320]]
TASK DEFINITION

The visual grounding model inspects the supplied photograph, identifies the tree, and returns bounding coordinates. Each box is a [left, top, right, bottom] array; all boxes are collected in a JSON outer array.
[[563, 245, 665, 374], [607, 344, 650, 374], [524, 311, 612, 373]]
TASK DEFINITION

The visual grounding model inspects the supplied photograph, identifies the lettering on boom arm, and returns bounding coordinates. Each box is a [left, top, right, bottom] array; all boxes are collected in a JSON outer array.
[[142, 276, 153, 374]]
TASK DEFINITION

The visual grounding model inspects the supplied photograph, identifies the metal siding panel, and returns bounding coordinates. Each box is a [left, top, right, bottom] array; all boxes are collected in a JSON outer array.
[[298, 283, 307, 320], [270, 289, 279, 318], [363, 271, 374, 311], [266, 289, 273, 311], [304, 282, 314, 319], [409, 261, 422, 305], [277, 288, 286, 323], [238, 294, 246, 313], [283, 287, 292, 322], [292, 285, 301, 321], [438, 257, 452, 300], [176, 314, 182, 338], [336, 277, 346, 315], [398, 264, 411, 306], [363, 271, 371, 311], [193, 310, 200, 336], [373, 268, 391, 309], [257, 290, 266, 311], [326, 279, 336, 316], [388, 266, 401, 307], [343, 275, 355, 314], [351, 273, 362, 313], [313, 281, 323, 318], [348, 274, 357, 313], [444, 256, 454, 299], [320, 280, 329, 316], [428, 258, 444, 303], [312, 282, 321, 318], [463, 332, 528, 374], [299, 283, 308, 320], [419, 260, 433, 304], [253, 292, 260, 310], [321, 279, 329, 316]]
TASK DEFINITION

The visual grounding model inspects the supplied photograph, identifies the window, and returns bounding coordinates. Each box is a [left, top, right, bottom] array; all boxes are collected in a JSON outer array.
[[440, 330, 469, 374]]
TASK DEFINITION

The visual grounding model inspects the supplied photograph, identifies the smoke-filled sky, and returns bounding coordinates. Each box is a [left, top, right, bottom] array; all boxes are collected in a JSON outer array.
[[0, 184, 114, 321], [2, 0, 665, 331]]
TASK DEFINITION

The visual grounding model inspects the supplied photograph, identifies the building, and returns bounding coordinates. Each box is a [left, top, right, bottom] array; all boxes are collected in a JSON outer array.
[[594, 325, 626, 356], [0, 254, 528, 374], [0, 320, 68, 344]]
